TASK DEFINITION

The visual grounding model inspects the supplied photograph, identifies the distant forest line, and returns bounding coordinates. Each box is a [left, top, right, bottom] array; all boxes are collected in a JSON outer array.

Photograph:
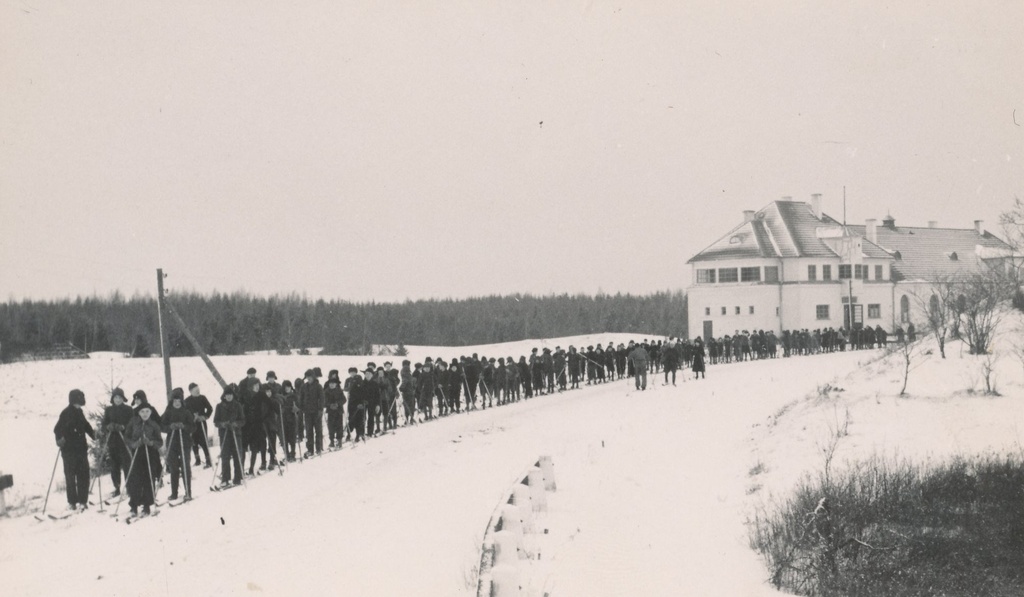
[[0, 291, 688, 361]]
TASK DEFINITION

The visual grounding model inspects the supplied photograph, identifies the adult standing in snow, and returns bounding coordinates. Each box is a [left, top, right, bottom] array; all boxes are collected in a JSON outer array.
[[124, 403, 162, 516], [300, 369, 324, 456], [400, 361, 417, 423], [185, 382, 213, 468], [279, 380, 300, 461], [628, 342, 650, 391], [53, 388, 95, 511], [347, 368, 367, 441], [242, 378, 270, 474], [324, 370, 345, 448], [213, 385, 245, 486], [161, 388, 193, 501], [101, 388, 133, 498], [567, 346, 581, 389], [692, 337, 706, 379], [418, 358, 436, 419], [662, 340, 681, 386]]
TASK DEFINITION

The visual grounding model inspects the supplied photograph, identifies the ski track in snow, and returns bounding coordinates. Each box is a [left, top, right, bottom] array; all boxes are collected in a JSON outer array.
[[2, 327, 1022, 596]]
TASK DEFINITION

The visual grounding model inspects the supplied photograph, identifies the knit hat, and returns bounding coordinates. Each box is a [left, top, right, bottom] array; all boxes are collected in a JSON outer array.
[[188, 382, 199, 391], [328, 369, 340, 380], [133, 389, 148, 403], [247, 367, 257, 375], [266, 371, 277, 381], [281, 380, 293, 389], [171, 387, 185, 402], [68, 389, 85, 406]]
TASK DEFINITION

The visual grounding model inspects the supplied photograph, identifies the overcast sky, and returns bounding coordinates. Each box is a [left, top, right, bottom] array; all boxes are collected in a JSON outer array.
[[1, 1, 1021, 303]]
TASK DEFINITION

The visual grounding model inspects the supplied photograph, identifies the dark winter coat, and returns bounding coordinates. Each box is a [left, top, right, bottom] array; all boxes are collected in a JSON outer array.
[[184, 393, 213, 422], [324, 382, 346, 413], [300, 379, 325, 414], [400, 367, 416, 398], [213, 398, 246, 443], [161, 403, 195, 450], [54, 405, 95, 453], [125, 415, 163, 451], [101, 403, 134, 446], [662, 345, 680, 370]]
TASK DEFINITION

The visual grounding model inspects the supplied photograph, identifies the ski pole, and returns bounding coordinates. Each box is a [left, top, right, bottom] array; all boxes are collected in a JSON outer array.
[[143, 439, 158, 510], [178, 429, 191, 499], [277, 402, 288, 474], [112, 445, 141, 518], [87, 430, 114, 497], [36, 448, 61, 521], [231, 428, 247, 487], [208, 430, 223, 489]]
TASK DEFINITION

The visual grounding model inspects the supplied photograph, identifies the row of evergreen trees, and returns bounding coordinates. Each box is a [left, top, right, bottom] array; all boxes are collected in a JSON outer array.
[[0, 290, 688, 362]]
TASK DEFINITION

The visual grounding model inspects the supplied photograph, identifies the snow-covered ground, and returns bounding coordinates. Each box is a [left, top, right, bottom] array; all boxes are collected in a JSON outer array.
[[0, 324, 1021, 596]]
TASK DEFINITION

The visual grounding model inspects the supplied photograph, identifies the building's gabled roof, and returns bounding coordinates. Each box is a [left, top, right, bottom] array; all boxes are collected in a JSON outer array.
[[689, 200, 892, 263], [686, 219, 781, 262], [844, 223, 1013, 281], [689, 199, 1016, 282]]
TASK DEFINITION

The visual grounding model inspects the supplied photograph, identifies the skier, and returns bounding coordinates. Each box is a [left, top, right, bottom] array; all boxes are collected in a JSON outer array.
[[347, 368, 367, 442], [124, 403, 162, 516], [662, 340, 680, 386], [567, 346, 581, 389], [300, 369, 324, 456], [53, 389, 95, 512], [324, 370, 345, 448], [213, 385, 245, 487], [418, 358, 436, 420], [628, 342, 650, 391], [279, 380, 300, 461], [692, 337, 707, 379], [367, 367, 385, 435], [242, 378, 269, 474], [100, 388, 133, 498], [184, 382, 213, 468], [161, 388, 193, 501], [400, 360, 417, 424], [385, 362, 401, 427]]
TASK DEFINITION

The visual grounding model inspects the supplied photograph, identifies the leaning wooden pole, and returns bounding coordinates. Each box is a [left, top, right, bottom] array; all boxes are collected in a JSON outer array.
[[163, 300, 229, 391], [156, 269, 173, 403]]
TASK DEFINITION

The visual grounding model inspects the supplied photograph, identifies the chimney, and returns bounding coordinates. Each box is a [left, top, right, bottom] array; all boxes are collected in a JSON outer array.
[[810, 193, 822, 219], [743, 210, 756, 222], [974, 220, 984, 235], [865, 219, 877, 243], [928, 221, 938, 229]]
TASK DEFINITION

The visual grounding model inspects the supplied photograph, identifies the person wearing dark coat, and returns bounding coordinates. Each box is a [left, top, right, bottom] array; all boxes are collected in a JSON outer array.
[[101, 388, 133, 497], [54, 389, 95, 511], [400, 361, 417, 423], [260, 383, 281, 469], [567, 347, 581, 389], [692, 338, 707, 379], [299, 370, 325, 456], [213, 386, 245, 486], [662, 341, 681, 386], [161, 388, 194, 501], [359, 367, 382, 437], [347, 370, 367, 440], [124, 403, 162, 515], [627, 344, 649, 391], [279, 380, 300, 461], [324, 371, 345, 448], [465, 356, 481, 406], [131, 389, 162, 425], [184, 383, 213, 468], [241, 378, 270, 474], [418, 359, 436, 419]]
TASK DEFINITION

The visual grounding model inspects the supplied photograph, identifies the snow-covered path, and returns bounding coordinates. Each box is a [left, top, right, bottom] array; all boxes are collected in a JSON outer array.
[[0, 350, 870, 596]]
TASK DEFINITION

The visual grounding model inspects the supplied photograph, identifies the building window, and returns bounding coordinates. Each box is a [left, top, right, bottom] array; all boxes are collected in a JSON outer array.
[[868, 304, 881, 319], [718, 268, 738, 283], [854, 265, 865, 280], [721, 306, 727, 316], [839, 264, 852, 279], [704, 307, 710, 316], [764, 266, 779, 283], [741, 267, 761, 282], [816, 305, 830, 320], [749, 306, 755, 314], [900, 295, 910, 323], [697, 269, 716, 284], [735, 306, 741, 315], [808, 265, 817, 281], [874, 265, 883, 281], [822, 265, 832, 281]]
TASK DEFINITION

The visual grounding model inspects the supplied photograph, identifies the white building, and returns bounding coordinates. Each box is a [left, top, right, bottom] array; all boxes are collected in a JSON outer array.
[[686, 195, 1015, 340]]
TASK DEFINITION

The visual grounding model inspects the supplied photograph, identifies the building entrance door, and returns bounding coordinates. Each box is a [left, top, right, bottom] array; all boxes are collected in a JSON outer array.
[[703, 320, 713, 342], [844, 304, 864, 330]]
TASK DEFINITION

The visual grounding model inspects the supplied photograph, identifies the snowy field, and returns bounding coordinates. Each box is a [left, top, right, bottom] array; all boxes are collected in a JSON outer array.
[[1, 324, 1022, 596]]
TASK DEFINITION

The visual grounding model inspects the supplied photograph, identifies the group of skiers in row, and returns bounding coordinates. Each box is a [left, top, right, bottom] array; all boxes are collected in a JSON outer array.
[[51, 338, 690, 517], [699, 323, 915, 365]]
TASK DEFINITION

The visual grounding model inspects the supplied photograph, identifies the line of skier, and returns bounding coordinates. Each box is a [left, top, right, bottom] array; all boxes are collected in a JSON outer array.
[[51, 338, 695, 518]]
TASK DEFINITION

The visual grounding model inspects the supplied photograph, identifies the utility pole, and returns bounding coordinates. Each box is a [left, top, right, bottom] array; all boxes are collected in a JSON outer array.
[[156, 269, 173, 403]]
